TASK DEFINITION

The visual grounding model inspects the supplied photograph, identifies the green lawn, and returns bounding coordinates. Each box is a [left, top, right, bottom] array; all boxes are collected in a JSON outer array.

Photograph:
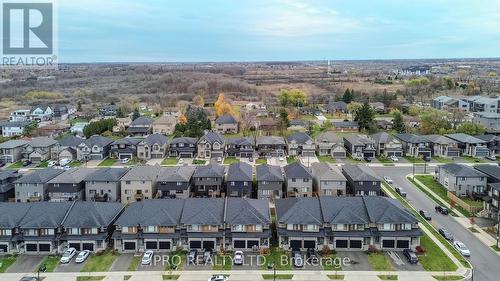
[[161, 157, 179, 166], [327, 274, 345, 280], [347, 156, 364, 163], [165, 250, 186, 271], [37, 160, 49, 167], [37, 255, 60, 272], [491, 245, 500, 252], [0, 255, 17, 273], [468, 227, 479, 233], [404, 156, 425, 163], [261, 248, 292, 270], [77, 277, 105, 281], [162, 275, 180, 280], [432, 275, 464, 280], [377, 156, 392, 164], [460, 156, 485, 163], [192, 159, 206, 165], [367, 253, 393, 271], [124, 275, 132, 280], [70, 117, 89, 125], [69, 161, 83, 167], [256, 158, 267, 165], [262, 274, 293, 280], [432, 156, 454, 164], [223, 156, 240, 165], [286, 156, 297, 164], [212, 255, 232, 270], [127, 256, 140, 271], [321, 253, 342, 270], [378, 275, 398, 280], [98, 157, 116, 167], [7, 161, 22, 169], [318, 156, 337, 163], [81, 250, 119, 272]]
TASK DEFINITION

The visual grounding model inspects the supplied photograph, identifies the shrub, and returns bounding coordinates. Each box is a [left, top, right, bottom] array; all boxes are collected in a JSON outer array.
[[321, 245, 330, 256], [415, 246, 426, 254], [367, 245, 379, 254], [260, 248, 270, 255]]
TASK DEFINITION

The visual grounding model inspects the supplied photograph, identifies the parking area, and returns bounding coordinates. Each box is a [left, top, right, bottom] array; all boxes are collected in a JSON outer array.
[[232, 253, 261, 270], [6, 255, 44, 273], [136, 252, 169, 271], [55, 259, 85, 272], [387, 251, 424, 271], [110, 253, 135, 271], [267, 157, 287, 167], [336, 251, 372, 271]]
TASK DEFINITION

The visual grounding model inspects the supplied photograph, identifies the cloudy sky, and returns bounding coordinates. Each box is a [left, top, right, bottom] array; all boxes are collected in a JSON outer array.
[[58, 0, 500, 62]]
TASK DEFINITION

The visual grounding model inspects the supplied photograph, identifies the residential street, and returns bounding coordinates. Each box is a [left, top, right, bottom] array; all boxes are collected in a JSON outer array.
[[372, 166, 500, 281]]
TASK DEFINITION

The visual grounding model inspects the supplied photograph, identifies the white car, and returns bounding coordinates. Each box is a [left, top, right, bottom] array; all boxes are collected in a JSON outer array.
[[59, 158, 71, 166], [389, 155, 399, 162], [141, 250, 154, 265], [47, 160, 57, 167], [179, 158, 184, 164], [60, 247, 77, 263], [233, 251, 243, 265], [75, 250, 90, 263], [121, 158, 130, 164], [208, 275, 229, 281], [383, 176, 393, 184], [486, 155, 497, 161], [217, 157, 222, 163], [453, 241, 470, 257], [279, 156, 284, 161]]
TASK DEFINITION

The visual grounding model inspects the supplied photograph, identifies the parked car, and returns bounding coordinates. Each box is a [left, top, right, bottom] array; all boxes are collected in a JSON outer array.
[[402, 249, 418, 264], [389, 155, 399, 162], [419, 210, 431, 220], [60, 247, 77, 263], [395, 187, 407, 197], [47, 160, 57, 167], [22, 160, 32, 167], [439, 228, 454, 241], [203, 248, 213, 264], [249, 157, 253, 162], [208, 275, 229, 281], [306, 248, 318, 263], [364, 157, 372, 162], [179, 158, 184, 164], [0, 161, 5, 168], [19, 278, 40, 281], [279, 156, 284, 161], [121, 158, 130, 164], [75, 250, 90, 263], [292, 250, 303, 268], [59, 158, 71, 166], [486, 155, 497, 161], [383, 176, 393, 184], [141, 250, 154, 265], [453, 241, 470, 257], [423, 156, 431, 162], [233, 251, 244, 265], [188, 250, 197, 263], [435, 205, 449, 215]]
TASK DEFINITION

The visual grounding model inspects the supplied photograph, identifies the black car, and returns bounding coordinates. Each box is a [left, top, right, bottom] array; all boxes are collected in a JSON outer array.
[[402, 249, 418, 264], [22, 160, 32, 167], [364, 157, 372, 162], [435, 205, 449, 215], [0, 161, 5, 168], [203, 248, 213, 263], [395, 187, 407, 198], [419, 210, 431, 220], [423, 156, 431, 162], [306, 248, 318, 263], [188, 250, 197, 263], [439, 228, 454, 241]]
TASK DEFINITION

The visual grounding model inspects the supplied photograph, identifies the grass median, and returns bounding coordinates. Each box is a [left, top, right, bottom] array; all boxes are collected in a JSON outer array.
[[0, 255, 17, 273], [81, 249, 119, 272]]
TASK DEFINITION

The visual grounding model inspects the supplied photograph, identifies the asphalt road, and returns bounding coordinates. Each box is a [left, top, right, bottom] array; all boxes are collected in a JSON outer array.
[[373, 166, 500, 281]]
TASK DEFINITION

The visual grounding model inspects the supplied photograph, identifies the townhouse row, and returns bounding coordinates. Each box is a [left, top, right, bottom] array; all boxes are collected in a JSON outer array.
[[0, 196, 421, 255]]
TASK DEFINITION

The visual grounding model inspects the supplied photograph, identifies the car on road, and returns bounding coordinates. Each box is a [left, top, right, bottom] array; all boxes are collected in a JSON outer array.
[[203, 248, 213, 264], [453, 241, 470, 257], [423, 156, 431, 162], [435, 205, 449, 215], [383, 176, 393, 184], [438, 228, 454, 241], [395, 187, 407, 197], [389, 155, 399, 162], [419, 210, 431, 220], [59, 158, 71, 166], [19, 278, 40, 281], [233, 251, 244, 265], [188, 249, 197, 263], [47, 160, 57, 167], [486, 155, 497, 161], [141, 250, 154, 265], [75, 250, 90, 263], [402, 249, 418, 264], [208, 275, 229, 281], [292, 250, 303, 268], [60, 247, 77, 263], [306, 248, 318, 263]]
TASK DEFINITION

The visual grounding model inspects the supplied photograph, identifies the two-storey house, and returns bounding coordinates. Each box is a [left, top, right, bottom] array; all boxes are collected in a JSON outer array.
[[343, 135, 376, 160], [256, 136, 286, 157], [137, 134, 169, 160], [109, 138, 142, 160], [446, 133, 490, 158], [152, 115, 178, 135], [395, 133, 432, 159], [315, 131, 346, 158], [120, 165, 162, 204], [342, 164, 381, 196], [24, 137, 58, 163], [369, 132, 403, 157], [54, 135, 82, 161], [311, 162, 347, 196], [424, 135, 461, 158], [215, 114, 238, 134], [192, 164, 225, 197], [76, 135, 113, 161], [225, 137, 254, 158], [30, 105, 53, 122], [47, 168, 97, 201], [284, 162, 313, 197], [127, 116, 154, 137], [0, 203, 31, 253], [197, 131, 225, 159], [436, 163, 487, 196], [169, 137, 197, 158], [0, 170, 20, 201], [0, 140, 28, 163], [156, 166, 196, 199], [256, 164, 284, 200], [85, 168, 129, 202], [226, 162, 253, 197], [287, 132, 315, 157], [14, 168, 65, 202]]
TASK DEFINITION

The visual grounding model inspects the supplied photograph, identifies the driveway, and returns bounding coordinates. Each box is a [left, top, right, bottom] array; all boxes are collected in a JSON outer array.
[[336, 251, 371, 271], [146, 158, 164, 165], [6, 255, 44, 273], [268, 157, 287, 167], [136, 252, 169, 271], [298, 156, 319, 166], [232, 253, 262, 270], [110, 253, 135, 271], [387, 251, 424, 271], [55, 259, 85, 272]]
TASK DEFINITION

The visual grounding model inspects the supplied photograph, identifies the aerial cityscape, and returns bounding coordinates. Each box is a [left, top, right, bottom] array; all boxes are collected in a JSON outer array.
[[0, 1, 499, 281]]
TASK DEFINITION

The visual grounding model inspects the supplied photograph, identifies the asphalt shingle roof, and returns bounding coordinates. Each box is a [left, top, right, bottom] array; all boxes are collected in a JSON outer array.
[[225, 198, 270, 225], [215, 114, 237, 124], [256, 164, 283, 182], [180, 198, 225, 225], [319, 197, 369, 224], [445, 133, 486, 144], [121, 165, 162, 181], [200, 131, 225, 145], [440, 163, 487, 177], [18, 202, 73, 228], [85, 168, 129, 182], [112, 138, 142, 146], [287, 132, 313, 144], [170, 137, 198, 145], [48, 168, 97, 184], [0, 139, 28, 149], [227, 162, 253, 182], [256, 136, 286, 145], [63, 201, 123, 228], [275, 197, 322, 225], [284, 162, 312, 179], [0, 202, 31, 228], [423, 135, 457, 145], [130, 116, 154, 126], [14, 168, 65, 184], [395, 133, 428, 144], [344, 134, 374, 145], [83, 135, 113, 147], [115, 199, 184, 227], [157, 166, 196, 182], [342, 164, 381, 181], [311, 162, 346, 181], [58, 135, 84, 147], [316, 131, 341, 143], [370, 132, 398, 144], [193, 164, 225, 178], [474, 165, 500, 180], [225, 137, 254, 146], [143, 133, 168, 146], [28, 137, 57, 147]]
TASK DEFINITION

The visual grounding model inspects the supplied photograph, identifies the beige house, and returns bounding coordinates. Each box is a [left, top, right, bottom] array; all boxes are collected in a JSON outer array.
[[120, 165, 161, 204], [137, 134, 169, 160], [152, 115, 178, 135], [214, 114, 238, 134], [113, 118, 132, 133]]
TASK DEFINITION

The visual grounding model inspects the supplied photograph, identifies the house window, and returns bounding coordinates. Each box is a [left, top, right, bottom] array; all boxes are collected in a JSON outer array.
[[122, 227, 129, 233], [69, 228, 80, 235], [303, 224, 318, 232], [0, 229, 12, 236], [231, 181, 235, 186], [25, 229, 38, 236], [177, 182, 182, 186], [292, 178, 296, 182], [304, 178, 309, 182], [232, 225, 244, 232], [243, 182, 248, 186], [126, 181, 131, 185], [188, 225, 200, 232], [144, 226, 156, 233]]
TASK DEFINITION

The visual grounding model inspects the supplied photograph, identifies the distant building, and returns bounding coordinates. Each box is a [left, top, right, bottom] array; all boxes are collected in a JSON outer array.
[[400, 66, 430, 76], [473, 112, 500, 133], [9, 109, 31, 122]]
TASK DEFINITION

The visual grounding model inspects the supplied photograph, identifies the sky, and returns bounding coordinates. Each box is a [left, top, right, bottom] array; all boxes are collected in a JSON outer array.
[[57, 0, 500, 63]]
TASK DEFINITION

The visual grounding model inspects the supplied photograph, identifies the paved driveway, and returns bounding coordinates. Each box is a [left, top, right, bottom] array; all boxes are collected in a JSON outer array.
[[268, 157, 287, 167], [336, 251, 371, 271], [6, 255, 44, 273], [387, 251, 424, 271], [55, 259, 85, 272], [110, 253, 135, 271]]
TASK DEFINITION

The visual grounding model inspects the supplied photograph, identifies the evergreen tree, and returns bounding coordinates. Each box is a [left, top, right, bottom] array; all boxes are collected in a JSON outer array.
[[342, 89, 354, 104], [132, 108, 140, 121], [354, 102, 375, 132], [392, 111, 406, 133]]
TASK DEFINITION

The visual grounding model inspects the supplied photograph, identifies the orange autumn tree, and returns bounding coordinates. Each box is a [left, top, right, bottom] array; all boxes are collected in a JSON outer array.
[[178, 113, 187, 125], [214, 93, 236, 117]]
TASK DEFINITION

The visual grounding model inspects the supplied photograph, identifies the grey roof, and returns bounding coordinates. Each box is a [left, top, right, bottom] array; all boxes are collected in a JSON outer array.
[[474, 135, 499, 142], [131, 116, 154, 126], [18, 202, 73, 228], [423, 135, 457, 145], [370, 132, 398, 144], [344, 134, 375, 145], [440, 163, 487, 177], [445, 133, 486, 144], [332, 121, 358, 128], [276, 197, 322, 225], [474, 165, 500, 180], [170, 137, 198, 145], [0, 121, 29, 128], [319, 197, 369, 224], [112, 138, 142, 146], [311, 162, 347, 181], [142, 133, 169, 146], [200, 131, 225, 145], [225, 137, 254, 146], [0, 139, 28, 149], [85, 168, 129, 182], [115, 199, 184, 227], [180, 198, 225, 225], [0, 203, 31, 228], [0, 169, 18, 181], [121, 165, 162, 181], [289, 119, 307, 127], [83, 135, 113, 147], [256, 164, 284, 182], [256, 136, 286, 145], [287, 132, 313, 144], [284, 162, 312, 179], [48, 168, 97, 184], [58, 135, 84, 147], [363, 196, 417, 224], [225, 198, 270, 225], [157, 166, 196, 182], [227, 162, 253, 182], [28, 137, 57, 148], [316, 131, 341, 143], [342, 164, 381, 181], [215, 114, 237, 124], [395, 133, 428, 144], [14, 168, 65, 184], [193, 164, 225, 178], [63, 201, 123, 228]]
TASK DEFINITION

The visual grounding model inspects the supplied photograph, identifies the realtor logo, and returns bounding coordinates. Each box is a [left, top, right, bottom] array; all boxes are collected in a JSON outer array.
[[1, 1, 57, 68]]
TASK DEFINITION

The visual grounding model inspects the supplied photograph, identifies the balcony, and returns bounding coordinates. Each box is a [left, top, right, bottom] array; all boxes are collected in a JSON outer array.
[[134, 193, 144, 201]]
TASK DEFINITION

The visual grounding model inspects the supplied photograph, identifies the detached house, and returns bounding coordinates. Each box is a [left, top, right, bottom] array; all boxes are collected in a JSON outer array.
[[424, 135, 460, 158], [343, 135, 376, 160], [446, 133, 490, 158], [110, 138, 142, 160], [76, 135, 113, 161], [169, 137, 197, 158], [14, 168, 65, 202], [342, 164, 381, 196], [137, 134, 168, 160], [369, 132, 403, 157], [0, 121, 29, 137], [284, 162, 313, 197], [47, 168, 97, 201], [256, 164, 284, 200], [225, 137, 254, 158], [311, 162, 347, 196], [226, 162, 253, 197], [287, 132, 315, 157], [152, 115, 178, 135], [256, 136, 286, 157], [55, 135, 83, 161], [156, 166, 196, 199], [120, 165, 162, 204], [0, 170, 20, 201], [436, 163, 487, 197], [474, 135, 500, 157], [30, 105, 53, 121], [127, 116, 153, 137], [85, 168, 129, 202], [225, 198, 271, 251], [395, 133, 432, 159], [197, 131, 225, 159], [215, 114, 238, 134], [24, 137, 58, 163], [193, 164, 225, 197], [474, 165, 500, 218], [315, 131, 346, 159], [0, 139, 28, 163]]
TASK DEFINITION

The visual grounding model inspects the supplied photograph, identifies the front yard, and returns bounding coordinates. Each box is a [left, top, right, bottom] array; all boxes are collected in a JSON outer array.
[[38, 255, 60, 272], [367, 252, 393, 271], [223, 156, 240, 165], [7, 161, 22, 169], [432, 156, 454, 164], [286, 156, 297, 164], [404, 156, 425, 163], [161, 157, 179, 166], [256, 158, 267, 165], [260, 248, 292, 270], [212, 255, 232, 270], [81, 249, 119, 272], [318, 156, 336, 163], [192, 159, 206, 165], [97, 157, 116, 167], [0, 255, 17, 273]]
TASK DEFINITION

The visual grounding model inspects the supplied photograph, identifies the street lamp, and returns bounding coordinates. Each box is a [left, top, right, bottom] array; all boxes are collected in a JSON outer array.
[[268, 262, 276, 281]]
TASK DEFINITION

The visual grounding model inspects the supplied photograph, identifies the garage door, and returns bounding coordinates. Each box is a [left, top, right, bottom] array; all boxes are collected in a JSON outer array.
[[179, 153, 192, 158], [119, 154, 131, 159], [303, 240, 316, 249], [159, 241, 171, 250], [290, 240, 302, 250], [203, 241, 215, 250], [30, 157, 42, 163], [26, 243, 37, 252], [233, 240, 246, 248], [335, 240, 348, 249], [38, 243, 51, 252], [69, 242, 81, 251], [247, 240, 259, 249], [146, 241, 158, 250], [82, 243, 94, 251], [382, 240, 395, 248], [189, 241, 202, 249], [0, 244, 8, 253], [396, 240, 410, 249], [349, 240, 362, 249], [333, 152, 345, 158], [124, 242, 136, 251]]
